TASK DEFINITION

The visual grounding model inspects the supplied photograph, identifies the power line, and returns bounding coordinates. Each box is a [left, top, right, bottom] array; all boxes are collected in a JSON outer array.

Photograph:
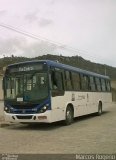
[[0, 23, 91, 57], [0, 23, 64, 47]]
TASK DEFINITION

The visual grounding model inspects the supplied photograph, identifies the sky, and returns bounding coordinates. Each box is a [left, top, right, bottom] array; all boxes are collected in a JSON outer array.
[[0, 0, 116, 67]]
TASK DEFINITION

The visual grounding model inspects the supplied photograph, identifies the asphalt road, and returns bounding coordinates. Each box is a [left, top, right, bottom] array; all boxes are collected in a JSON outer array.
[[0, 102, 116, 154]]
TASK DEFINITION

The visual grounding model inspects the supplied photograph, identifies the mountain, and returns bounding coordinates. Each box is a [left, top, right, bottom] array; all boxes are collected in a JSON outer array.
[[0, 54, 116, 80]]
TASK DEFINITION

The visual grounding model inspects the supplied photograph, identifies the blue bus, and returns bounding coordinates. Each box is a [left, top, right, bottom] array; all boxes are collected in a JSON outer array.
[[3, 60, 112, 125]]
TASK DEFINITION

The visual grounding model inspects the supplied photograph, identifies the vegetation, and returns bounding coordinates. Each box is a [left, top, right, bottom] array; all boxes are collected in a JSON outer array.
[[0, 54, 116, 80]]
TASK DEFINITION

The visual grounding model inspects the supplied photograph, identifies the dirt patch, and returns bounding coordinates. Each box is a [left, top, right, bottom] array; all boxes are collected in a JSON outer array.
[[0, 116, 4, 122]]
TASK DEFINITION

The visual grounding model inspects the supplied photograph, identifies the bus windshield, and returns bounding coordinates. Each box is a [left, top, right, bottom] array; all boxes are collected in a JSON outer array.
[[4, 72, 49, 102]]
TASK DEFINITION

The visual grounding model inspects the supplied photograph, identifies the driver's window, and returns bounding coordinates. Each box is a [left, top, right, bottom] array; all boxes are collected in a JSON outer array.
[[51, 71, 57, 89], [51, 70, 63, 90]]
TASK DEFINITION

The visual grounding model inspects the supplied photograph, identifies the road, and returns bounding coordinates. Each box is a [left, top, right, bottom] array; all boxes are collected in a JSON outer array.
[[0, 102, 116, 154]]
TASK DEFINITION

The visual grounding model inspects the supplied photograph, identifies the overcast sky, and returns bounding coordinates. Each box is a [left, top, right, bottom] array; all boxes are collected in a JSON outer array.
[[0, 0, 116, 67]]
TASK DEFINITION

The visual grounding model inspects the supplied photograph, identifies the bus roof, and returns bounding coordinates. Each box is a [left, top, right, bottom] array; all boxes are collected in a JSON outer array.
[[7, 60, 110, 80]]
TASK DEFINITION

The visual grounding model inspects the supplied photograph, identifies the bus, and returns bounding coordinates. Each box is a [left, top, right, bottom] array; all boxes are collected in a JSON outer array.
[[3, 60, 112, 125]]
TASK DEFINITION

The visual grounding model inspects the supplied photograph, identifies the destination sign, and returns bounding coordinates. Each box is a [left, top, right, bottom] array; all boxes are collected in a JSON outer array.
[[19, 66, 35, 72], [8, 63, 46, 73]]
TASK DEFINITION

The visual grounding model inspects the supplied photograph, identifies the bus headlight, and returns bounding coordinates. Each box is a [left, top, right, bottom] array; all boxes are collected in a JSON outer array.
[[4, 106, 14, 113], [4, 106, 8, 111], [4, 106, 9, 113], [39, 104, 49, 113]]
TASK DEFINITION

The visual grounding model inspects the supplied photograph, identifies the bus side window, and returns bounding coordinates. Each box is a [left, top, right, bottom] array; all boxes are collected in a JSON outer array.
[[106, 80, 111, 91], [65, 71, 73, 91], [86, 76, 89, 91], [55, 72, 64, 90], [101, 79, 106, 92], [89, 76, 96, 91], [51, 70, 58, 90], [51, 71, 57, 89], [71, 72, 81, 91], [51, 70, 63, 90], [80, 74, 89, 91], [95, 77, 101, 91]]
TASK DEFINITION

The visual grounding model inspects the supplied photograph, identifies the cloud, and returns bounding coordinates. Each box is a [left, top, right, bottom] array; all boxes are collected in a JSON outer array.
[[38, 18, 53, 27], [0, 37, 57, 57], [25, 10, 53, 27], [21, 41, 57, 57], [48, 0, 57, 5], [25, 10, 39, 23], [0, 10, 6, 16], [0, 38, 27, 57], [0, 0, 116, 67]]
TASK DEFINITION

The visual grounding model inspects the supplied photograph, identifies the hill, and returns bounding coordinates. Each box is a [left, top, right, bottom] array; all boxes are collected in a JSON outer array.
[[0, 54, 116, 80]]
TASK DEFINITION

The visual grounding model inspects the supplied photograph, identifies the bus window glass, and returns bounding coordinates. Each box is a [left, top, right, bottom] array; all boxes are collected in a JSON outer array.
[[6, 77, 15, 99], [65, 71, 72, 91], [5, 73, 49, 101], [24, 73, 48, 101], [81, 74, 89, 91], [101, 79, 106, 91], [51, 70, 63, 90], [15, 76, 23, 96], [71, 72, 81, 90], [106, 80, 111, 91], [95, 78, 101, 91], [89, 76, 96, 91]]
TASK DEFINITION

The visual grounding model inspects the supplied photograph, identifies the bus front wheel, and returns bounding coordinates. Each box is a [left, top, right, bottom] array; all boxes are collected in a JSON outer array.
[[64, 106, 74, 125]]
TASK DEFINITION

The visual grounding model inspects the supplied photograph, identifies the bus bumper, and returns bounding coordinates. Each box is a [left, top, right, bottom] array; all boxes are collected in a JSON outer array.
[[4, 111, 52, 123]]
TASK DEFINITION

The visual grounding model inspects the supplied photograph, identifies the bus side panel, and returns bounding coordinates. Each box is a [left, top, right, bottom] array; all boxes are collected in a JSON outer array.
[[51, 91, 112, 122], [101, 92, 112, 110], [51, 92, 72, 122]]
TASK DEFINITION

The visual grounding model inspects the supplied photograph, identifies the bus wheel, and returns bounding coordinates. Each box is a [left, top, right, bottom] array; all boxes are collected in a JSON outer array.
[[64, 106, 74, 125], [97, 102, 102, 116]]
